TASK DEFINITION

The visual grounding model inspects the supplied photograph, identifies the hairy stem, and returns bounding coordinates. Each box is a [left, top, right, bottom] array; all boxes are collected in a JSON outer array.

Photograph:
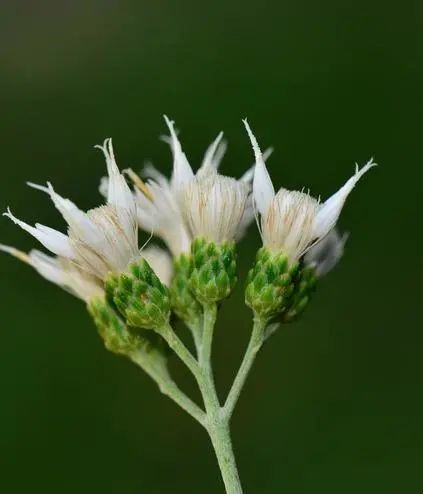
[[207, 418, 243, 494], [199, 304, 219, 409], [157, 323, 202, 381], [223, 317, 266, 420], [130, 351, 206, 426], [197, 303, 243, 493], [186, 317, 203, 357]]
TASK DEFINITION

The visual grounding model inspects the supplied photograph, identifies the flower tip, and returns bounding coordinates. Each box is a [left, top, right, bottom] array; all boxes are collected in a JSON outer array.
[[354, 158, 378, 180], [0, 243, 30, 263], [26, 181, 50, 194], [0, 242, 12, 254], [243, 120, 265, 164], [94, 137, 112, 153], [163, 115, 176, 133], [3, 206, 12, 218], [163, 115, 181, 149]]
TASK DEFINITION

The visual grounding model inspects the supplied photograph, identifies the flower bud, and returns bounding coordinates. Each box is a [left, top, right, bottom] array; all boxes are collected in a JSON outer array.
[[189, 238, 237, 304], [105, 258, 171, 330], [281, 266, 317, 322], [245, 247, 299, 319], [170, 254, 202, 327], [88, 296, 140, 355]]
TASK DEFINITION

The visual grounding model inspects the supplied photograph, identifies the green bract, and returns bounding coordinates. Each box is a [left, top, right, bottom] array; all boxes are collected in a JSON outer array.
[[282, 265, 317, 322], [189, 238, 237, 304], [88, 296, 140, 355], [245, 247, 300, 319], [105, 258, 171, 330], [170, 254, 202, 327]]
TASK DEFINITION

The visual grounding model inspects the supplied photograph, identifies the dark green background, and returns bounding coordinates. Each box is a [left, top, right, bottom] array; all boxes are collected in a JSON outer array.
[[0, 1, 421, 492]]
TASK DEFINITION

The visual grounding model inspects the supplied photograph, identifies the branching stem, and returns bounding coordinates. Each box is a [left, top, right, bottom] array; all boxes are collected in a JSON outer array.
[[196, 303, 243, 494], [223, 317, 266, 420], [151, 310, 266, 493], [157, 323, 202, 382], [130, 351, 206, 426]]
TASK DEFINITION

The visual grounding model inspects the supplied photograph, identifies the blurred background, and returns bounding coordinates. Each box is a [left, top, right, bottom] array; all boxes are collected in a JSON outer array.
[[0, 1, 421, 492]]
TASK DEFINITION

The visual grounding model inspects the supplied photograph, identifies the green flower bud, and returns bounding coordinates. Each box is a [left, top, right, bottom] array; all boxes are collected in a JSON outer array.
[[88, 296, 170, 377], [170, 254, 202, 327], [106, 258, 171, 330], [88, 296, 140, 355], [189, 238, 237, 304], [245, 247, 299, 319], [281, 265, 317, 322]]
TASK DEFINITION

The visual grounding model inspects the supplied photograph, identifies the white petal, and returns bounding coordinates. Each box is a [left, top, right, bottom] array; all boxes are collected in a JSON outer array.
[[243, 119, 275, 215], [314, 159, 377, 239], [27, 181, 98, 244], [3, 208, 75, 258], [28, 250, 103, 301], [305, 228, 348, 276], [28, 250, 69, 286], [0, 244, 30, 263], [240, 146, 274, 183], [184, 174, 250, 243], [143, 163, 168, 186], [95, 138, 135, 213], [211, 139, 227, 170], [136, 179, 191, 256], [95, 138, 138, 249], [0, 244, 102, 300], [200, 131, 225, 172], [164, 115, 194, 194], [98, 176, 109, 198]]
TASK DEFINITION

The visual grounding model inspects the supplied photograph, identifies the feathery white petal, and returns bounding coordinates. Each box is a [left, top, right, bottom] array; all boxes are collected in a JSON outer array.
[[243, 120, 275, 215], [0, 244, 102, 300], [200, 131, 225, 172], [3, 208, 75, 258], [314, 159, 377, 239], [305, 229, 348, 277], [0, 244, 30, 263], [98, 176, 109, 198], [95, 138, 136, 215], [27, 181, 99, 244], [135, 179, 191, 256], [261, 190, 319, 263], [211, 139, 227, 171], [142, 163, 168, 186], [184, 173, 250, 243], [164, 115, 194, 195], [240, 146, 274, 183]]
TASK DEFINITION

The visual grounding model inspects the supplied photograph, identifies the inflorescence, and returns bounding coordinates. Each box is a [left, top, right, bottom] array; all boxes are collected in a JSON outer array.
[[0, 117, 376, 494]]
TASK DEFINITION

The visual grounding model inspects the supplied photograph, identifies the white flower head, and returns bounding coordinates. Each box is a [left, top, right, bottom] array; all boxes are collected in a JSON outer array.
[[141, 245, 173, 287], [183, 172, 251, 244], [4, 139, 140, 281], [0, 245, 103, 302], [244, 120, 376, 264], [304, 228, 348, 277], [129, 116, 264, 254]]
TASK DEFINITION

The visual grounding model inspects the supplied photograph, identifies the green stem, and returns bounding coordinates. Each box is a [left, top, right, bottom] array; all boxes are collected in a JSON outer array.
[[197, 304, 243, 493], [157, 323, 203, 382], [200, 304, 216, 365], [186, 317, 203, 357], [207, 418, 243, 494], [130, 351, 206, 426], [223, 317, 266, 420]]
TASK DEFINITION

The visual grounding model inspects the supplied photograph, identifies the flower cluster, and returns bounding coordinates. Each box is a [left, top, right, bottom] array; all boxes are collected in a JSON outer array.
[[1, 116, 376, 339], [1, 116, 377, 493]]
